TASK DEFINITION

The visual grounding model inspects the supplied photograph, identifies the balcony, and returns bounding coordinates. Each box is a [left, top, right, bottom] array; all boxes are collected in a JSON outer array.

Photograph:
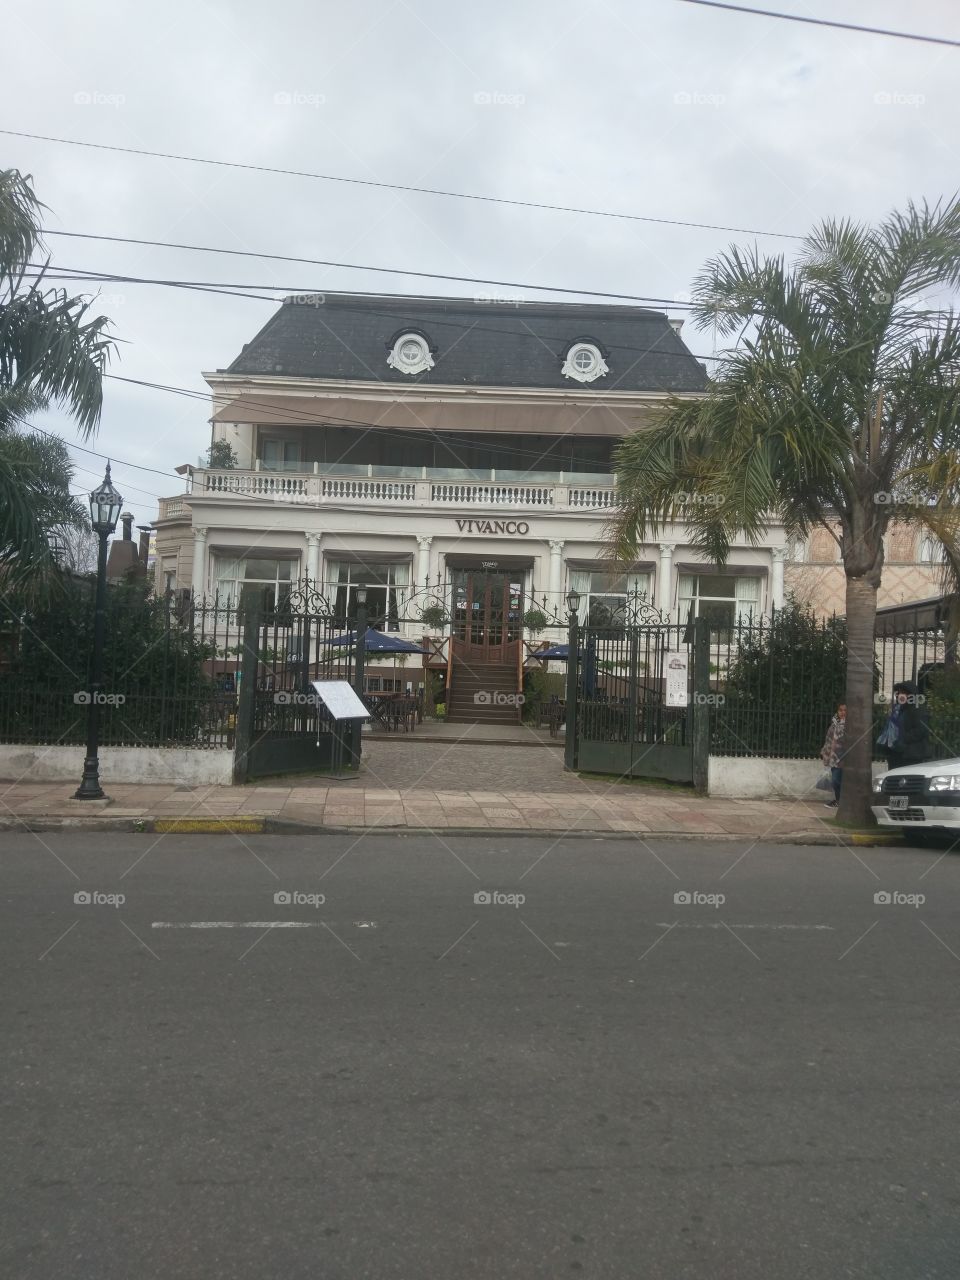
[[161, 464, 619, 515]]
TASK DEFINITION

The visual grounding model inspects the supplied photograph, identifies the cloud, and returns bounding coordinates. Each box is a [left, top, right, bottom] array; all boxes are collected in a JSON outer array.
[[3, 0, 956, 523]]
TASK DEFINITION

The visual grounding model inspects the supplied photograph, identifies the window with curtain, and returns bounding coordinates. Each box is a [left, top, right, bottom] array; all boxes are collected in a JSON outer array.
[[328, 561, 411, 630], [919, 536, 944, 564], [212, 555, 298, 610], [258, 437, 302, 471], [566, 569, 651, 627], [677, 573, 763, 636]]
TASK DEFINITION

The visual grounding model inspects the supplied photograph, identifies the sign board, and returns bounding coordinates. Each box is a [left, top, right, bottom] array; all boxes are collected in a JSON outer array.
[[309, 680, 370, 721], [454, 519, 530, 535], [664, 652, 689, 708]]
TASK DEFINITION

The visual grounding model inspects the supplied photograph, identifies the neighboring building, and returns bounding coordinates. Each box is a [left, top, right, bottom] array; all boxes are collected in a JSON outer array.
[[154, 293, 792, 715], [786, 521, 944, 616]]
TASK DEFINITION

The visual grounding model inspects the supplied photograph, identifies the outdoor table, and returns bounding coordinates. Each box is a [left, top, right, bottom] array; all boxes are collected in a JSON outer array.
[[365, 691, 399, 730]]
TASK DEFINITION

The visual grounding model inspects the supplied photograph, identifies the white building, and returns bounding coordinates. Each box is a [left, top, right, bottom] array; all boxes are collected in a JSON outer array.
[[154, 293, 788, 718]]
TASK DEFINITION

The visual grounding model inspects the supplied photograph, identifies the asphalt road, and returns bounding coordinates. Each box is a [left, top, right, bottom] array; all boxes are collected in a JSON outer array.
[[1, 831, 958, 1279]]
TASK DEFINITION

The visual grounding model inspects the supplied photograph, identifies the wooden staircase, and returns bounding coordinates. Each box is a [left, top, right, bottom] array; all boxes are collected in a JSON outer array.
[[447, 658, 522, 724]]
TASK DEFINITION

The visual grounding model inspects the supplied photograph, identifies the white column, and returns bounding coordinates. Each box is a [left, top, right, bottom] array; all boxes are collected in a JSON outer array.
[[191, 527, 208, 599], [548, 539, 564, 605], [658, 543, 675, 613], [771, 546, 786, 611], [305, 532, 322, 584], [417, 536, 433, 588]]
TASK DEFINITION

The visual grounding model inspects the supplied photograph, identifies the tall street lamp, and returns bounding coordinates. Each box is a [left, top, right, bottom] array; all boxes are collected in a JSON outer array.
[[74, 463, 123, 800], [354, 583, 368, 697], [563, 588, 581, 772], [347, 583, 369, 771]]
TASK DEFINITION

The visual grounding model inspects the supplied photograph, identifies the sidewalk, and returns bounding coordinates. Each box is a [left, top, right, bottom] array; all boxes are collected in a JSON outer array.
[[0, 778, 856, 842]]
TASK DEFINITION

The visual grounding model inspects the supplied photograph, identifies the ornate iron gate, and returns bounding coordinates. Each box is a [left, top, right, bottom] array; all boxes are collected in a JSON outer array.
[[233, 585, 359, 782], [565, 610, 709, 791]]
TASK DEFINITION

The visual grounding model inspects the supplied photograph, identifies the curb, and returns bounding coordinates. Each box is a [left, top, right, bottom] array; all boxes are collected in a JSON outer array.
[[0, 815, 905, 845]]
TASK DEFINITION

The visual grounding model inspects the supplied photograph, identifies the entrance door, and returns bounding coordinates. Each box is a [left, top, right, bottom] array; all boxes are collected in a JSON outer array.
[[452, 569, 523, 661]]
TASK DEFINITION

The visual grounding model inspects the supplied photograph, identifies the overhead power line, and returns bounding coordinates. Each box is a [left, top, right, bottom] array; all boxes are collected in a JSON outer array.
[[38, 231, 712, 303], [25, 261, 700, 310], [25, 420, 185, 481], [2, 128, 802, 239], [103, 373, 711, 472], [677, 0, 960, 48]]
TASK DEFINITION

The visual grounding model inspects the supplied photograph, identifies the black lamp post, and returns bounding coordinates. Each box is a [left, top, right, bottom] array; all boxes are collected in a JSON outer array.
[[563, 588, 581, 771], [353, 583, 368, 697], [74, 463, 123, 799]]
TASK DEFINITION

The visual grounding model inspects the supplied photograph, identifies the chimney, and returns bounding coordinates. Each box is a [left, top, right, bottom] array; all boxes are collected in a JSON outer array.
[[137, 525, 152, 565], [106, 512, 143, 582]]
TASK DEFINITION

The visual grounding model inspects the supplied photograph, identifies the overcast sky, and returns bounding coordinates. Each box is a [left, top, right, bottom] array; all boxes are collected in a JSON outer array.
[[3, 0, 958, 525]]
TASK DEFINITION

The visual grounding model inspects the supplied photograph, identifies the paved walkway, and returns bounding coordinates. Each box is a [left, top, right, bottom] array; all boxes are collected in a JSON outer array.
[[0, 739, 843, 839]]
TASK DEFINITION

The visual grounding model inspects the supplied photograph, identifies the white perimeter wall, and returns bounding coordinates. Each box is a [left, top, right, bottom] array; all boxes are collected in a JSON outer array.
[[709, 755, 886, 799], [0, 746, 234, 786]]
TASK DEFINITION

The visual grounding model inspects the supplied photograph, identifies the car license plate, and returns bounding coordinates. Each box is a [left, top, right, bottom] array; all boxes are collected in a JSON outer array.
[[888, 795, 909, 811]]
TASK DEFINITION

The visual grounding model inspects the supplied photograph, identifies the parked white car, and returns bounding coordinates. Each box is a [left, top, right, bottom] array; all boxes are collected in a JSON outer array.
[[872, 759, 960, 838]]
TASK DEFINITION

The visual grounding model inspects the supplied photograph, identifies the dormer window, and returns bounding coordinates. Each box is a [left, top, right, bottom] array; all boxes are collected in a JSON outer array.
[[562, 341, 608, 383], [387, 332, 435, 375]]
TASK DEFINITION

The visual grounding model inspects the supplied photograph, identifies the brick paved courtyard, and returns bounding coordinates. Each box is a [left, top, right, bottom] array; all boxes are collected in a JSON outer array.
[[327, 739, 601, 794]]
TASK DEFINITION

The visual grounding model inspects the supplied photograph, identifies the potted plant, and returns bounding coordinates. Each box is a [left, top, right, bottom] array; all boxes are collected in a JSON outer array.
[[419, 604, 447, 631], [523, 607, 549, 636]]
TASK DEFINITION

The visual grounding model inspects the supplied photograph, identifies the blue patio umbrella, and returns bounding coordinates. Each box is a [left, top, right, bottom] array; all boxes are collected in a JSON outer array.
[[322, 627, 430, 655], [534, 640, 597, 693], [534, 643, 571, 660]]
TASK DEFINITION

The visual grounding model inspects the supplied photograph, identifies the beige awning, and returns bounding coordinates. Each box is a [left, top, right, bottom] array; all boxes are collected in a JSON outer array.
[[210, 394, 655, 437]]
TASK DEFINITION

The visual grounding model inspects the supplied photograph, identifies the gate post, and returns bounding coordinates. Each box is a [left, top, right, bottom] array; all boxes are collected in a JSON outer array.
[[691, 616, 710, 795], [564, 608, 580, 771], [233, 598, 262, 784]]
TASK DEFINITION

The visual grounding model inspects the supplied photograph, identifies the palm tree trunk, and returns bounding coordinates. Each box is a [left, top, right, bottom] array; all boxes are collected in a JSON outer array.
[[838, 574, 879, 825]]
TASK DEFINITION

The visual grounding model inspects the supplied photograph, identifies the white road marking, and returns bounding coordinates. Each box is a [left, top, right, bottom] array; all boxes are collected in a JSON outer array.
[[151, 921, 323, 929], [655, 922, 834, 931]]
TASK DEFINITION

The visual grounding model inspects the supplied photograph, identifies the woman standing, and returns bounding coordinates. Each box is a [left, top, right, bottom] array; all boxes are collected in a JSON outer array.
[[820, 703, 846, 809], [877, 681, 931, 771]]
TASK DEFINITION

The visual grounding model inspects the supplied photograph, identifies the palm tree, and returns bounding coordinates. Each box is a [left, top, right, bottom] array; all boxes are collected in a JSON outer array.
[[0, 169, 114, 589], [612, 199, 960, 824]]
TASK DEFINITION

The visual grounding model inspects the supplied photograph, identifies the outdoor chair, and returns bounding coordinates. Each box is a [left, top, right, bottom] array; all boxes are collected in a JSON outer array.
[[389, 696, 418, 732]]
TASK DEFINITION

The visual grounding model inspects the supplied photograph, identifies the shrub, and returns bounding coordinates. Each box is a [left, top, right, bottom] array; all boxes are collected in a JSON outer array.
[[711, 602, 858, 757]]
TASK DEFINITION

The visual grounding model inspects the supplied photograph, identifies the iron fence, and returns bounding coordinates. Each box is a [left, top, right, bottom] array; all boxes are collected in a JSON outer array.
[[0, 592, 246, 749], [707, 611, 960, 760]]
